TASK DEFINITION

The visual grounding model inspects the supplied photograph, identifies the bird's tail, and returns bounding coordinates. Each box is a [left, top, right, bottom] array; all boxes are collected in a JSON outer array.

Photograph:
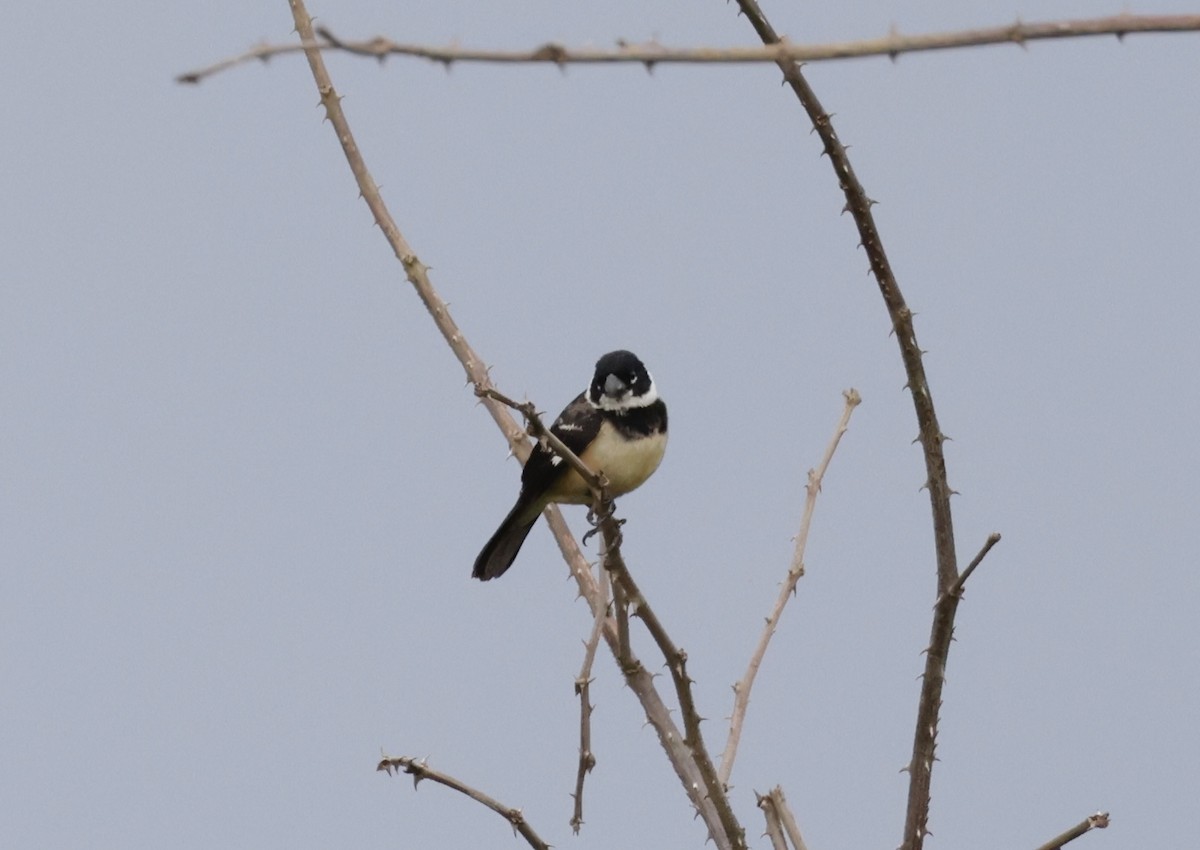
[[472, 499, 541, 580]]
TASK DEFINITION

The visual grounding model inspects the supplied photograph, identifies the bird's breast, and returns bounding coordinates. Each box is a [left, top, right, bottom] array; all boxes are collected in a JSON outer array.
[[551, 420, 667, 503]]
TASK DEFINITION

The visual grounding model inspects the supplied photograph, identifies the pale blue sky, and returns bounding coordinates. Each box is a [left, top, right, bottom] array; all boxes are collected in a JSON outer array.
[[3, 1, 1198, 848]]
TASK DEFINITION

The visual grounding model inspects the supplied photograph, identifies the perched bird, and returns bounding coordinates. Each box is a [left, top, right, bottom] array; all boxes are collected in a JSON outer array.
[[473, 350, 668, 581]]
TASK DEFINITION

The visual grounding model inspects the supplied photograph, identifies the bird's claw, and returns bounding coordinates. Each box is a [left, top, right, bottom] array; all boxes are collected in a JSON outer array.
[[582, 501, 624, 548]]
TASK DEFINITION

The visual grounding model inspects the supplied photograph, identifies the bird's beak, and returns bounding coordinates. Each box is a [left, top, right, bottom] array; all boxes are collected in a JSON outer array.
[[604, 374, 627, 397]]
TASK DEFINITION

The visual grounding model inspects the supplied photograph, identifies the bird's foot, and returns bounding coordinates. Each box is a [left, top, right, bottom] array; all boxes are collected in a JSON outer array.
[[582, 503, 623, 548]]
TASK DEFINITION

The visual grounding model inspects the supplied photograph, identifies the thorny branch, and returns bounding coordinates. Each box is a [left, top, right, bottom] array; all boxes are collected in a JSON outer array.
[[726, 1, 964, 847], [377, 755, 550, 850], [758, 791, 788, 850], [769, 787, 809, 850], [718, 388, 860, 787], [177, 14, 1200, 82], [756, 787, 809, 850], [569, 569, 608, 833]]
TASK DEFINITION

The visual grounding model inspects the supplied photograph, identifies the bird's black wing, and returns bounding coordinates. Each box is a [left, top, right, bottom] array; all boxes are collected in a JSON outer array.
[[518, 392, 601, 495], [472, 393, 601, 581]]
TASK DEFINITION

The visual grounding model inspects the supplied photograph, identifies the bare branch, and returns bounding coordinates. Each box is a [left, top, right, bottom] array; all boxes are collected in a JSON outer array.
[[1034, 812, 1111, 850], [377, 755, 550, 850], [719, 388, 861, 787], [278, 2, 734, 843], [611, 555, 633, 661], [756, 787, 809, 850], [902, 534, 1003, 842], [727, 2, 958, 848], [278, 3, 525, 460], [178, 14, 1200, 82], [757, 791, 789, 850], [569, 569, 608, 833], [602, 603, 734, 849], [767, 787, 809, 850]]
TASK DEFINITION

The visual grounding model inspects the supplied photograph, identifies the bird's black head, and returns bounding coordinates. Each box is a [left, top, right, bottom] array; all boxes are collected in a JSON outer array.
[[588, 350, 659, 412]]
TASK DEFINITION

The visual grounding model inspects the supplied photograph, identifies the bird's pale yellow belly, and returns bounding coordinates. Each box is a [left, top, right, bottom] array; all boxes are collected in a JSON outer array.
[[549, 421, 667, 504]]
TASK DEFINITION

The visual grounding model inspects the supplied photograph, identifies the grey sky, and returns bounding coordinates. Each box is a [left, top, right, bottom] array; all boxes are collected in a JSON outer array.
[[3, 1, 1198, 848]]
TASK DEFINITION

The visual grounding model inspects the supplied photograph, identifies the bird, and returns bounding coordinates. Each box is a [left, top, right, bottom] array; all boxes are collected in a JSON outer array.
[[473, 350, 668, 581]]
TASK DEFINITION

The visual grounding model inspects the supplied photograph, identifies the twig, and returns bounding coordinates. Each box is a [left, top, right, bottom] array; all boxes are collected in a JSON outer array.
[[768, 787, 809, 850], [719, 389, 860, 787], [177, 14, 1200, 82], [939, 532, 1002, 603], [377, 755, 550, 850], [1034, 812, 1110, 850], [728, 2, 959, 848], [901, 535, 1002, 842], [610, 556, 632, 662], [280, 2, 733, 844], [569, 568, 608, 833], [757, 791, 789, 850], [756, 787, 808, 850]]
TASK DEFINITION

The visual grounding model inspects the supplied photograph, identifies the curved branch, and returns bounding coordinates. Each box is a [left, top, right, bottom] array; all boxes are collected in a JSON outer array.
[[377, 755, 550, 850], [727, 2, 958, 848]]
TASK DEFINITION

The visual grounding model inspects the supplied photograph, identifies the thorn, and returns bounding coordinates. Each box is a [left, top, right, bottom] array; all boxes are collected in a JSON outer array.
[[1010, 18, 1029, 50], [530, 42, 568, 64]]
